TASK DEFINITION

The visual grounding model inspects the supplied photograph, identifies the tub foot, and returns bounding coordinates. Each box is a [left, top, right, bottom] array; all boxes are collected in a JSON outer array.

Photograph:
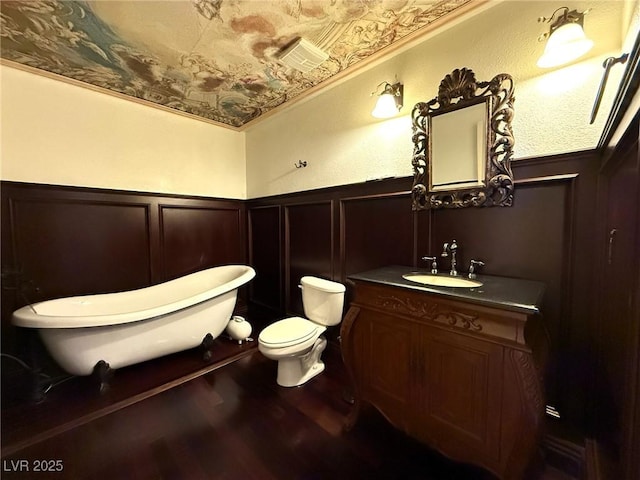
[[93, 360, 113, 394], [201, 333, 215, 362], [25, 329, 47, 403], [30, 368, 48, 404]]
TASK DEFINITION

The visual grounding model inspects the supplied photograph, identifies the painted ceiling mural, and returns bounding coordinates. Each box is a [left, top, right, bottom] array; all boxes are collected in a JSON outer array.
[[1, 0, 474, 128]]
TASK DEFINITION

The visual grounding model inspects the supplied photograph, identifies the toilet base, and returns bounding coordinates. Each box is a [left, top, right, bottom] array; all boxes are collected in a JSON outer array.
[[276, 336, 327, 387], [277, 358, 325, 387]]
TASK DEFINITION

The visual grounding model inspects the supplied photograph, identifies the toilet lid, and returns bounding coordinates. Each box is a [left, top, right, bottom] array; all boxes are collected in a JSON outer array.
[[259, 317, 318, 347]]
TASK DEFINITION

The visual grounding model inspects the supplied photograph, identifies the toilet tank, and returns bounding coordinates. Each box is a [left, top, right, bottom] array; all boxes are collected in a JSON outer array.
[[300, 276, 346, 326]]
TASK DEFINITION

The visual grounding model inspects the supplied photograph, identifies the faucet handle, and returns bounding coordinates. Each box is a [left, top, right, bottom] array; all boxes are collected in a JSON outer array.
[[441, 242, 449, 257], [468, 260, 485, 279], [422, 256, 438, 274]]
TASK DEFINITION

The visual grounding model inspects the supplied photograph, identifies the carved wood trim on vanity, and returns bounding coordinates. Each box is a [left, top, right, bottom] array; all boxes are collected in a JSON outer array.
[[358, 282, 530, 346], [341, 280, 547, 480], [375, 294, 483, 331]]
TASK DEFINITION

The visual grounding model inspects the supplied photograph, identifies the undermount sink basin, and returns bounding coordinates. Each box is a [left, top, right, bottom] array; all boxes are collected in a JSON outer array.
[[402, 273, 483, 288]]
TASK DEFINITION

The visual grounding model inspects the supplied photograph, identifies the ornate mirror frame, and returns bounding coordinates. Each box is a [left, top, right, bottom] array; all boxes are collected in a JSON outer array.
[[411, 68, 515, 210]]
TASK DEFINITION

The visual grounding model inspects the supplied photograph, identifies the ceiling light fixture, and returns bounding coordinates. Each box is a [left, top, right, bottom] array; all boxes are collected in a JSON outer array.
[[277, 38, 329, 73], [537, 7, 593, 68], [371, 81, 404, 118]]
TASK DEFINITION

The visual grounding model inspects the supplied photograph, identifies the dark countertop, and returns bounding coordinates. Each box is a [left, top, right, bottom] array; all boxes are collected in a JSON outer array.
[[348, 265, 546, 314]]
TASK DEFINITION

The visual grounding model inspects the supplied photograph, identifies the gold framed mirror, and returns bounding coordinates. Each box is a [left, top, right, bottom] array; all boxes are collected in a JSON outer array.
[[411, 68, 515, 210]]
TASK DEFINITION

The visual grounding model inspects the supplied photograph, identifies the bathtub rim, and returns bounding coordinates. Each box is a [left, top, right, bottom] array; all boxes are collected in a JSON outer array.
[[12, 264, 255, 329]]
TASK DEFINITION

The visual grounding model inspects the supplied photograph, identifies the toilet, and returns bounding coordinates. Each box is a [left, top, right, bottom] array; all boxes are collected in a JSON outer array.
[[258, 276, 346, 387]]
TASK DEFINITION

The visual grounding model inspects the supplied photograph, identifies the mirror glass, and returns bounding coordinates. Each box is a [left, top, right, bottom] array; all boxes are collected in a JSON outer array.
[[411, 68, 515, 210], [430, 100, 488, 191]]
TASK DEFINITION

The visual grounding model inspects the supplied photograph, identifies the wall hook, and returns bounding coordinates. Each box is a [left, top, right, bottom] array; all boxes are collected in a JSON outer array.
[[294, 160, 307, 169]]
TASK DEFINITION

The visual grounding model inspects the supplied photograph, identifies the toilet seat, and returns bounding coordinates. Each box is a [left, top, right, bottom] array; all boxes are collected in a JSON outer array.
[[259, 317, 319, 348]]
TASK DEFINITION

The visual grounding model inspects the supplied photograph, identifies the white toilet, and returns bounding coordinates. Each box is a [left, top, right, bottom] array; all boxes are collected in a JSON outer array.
[[258, 276, 346, 387]]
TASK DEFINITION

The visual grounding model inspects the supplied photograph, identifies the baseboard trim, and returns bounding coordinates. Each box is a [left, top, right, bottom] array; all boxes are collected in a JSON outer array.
[[542, 433, 585, 479], [584, 439, 618, 480]]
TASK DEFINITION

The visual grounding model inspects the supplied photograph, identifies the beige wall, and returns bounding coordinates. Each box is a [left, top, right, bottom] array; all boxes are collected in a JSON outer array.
[[1, 65, 246, 199], [245, 1, 631, 198], [1, 1, 637, 200]]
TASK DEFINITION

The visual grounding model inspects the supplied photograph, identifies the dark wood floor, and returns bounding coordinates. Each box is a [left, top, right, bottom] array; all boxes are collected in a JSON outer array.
[[1, 337, 258, 456], [1, 342, 575, 480]]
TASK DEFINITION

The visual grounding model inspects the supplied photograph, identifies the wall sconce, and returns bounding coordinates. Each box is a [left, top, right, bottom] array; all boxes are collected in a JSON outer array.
[[537, 7, 593, 68], [371, 81, 403, 118]]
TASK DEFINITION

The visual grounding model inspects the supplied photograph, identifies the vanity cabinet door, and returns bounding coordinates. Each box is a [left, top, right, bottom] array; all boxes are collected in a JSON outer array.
[[361, 311, 415, 432], [418, 327, 504, 466]]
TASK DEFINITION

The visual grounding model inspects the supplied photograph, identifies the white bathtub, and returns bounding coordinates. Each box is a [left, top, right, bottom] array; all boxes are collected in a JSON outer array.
[[12, 265, 256, 377]]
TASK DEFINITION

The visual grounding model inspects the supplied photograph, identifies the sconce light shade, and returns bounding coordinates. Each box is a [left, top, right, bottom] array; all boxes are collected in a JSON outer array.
[[537, 8, 593, 68], [371, 82, 403, 118]]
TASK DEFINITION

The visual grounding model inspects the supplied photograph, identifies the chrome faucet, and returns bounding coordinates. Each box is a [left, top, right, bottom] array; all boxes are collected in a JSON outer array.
[[421, 256, 438, 274], [468, 260, 485, 279], [441, 240, 458, 276]]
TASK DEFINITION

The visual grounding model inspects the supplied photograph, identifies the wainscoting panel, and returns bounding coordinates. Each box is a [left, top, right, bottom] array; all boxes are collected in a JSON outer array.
[[160, 204, 244, 281], [8, 197, 152, 300], [247, 205, 282, 314], [285, 202, 333, 315], [247, 178, 413, 319], [341, 193, 415, 279]]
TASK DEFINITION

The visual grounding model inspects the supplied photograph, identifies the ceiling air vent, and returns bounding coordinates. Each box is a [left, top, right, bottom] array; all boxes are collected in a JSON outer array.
[[277, 38, 329, 73]]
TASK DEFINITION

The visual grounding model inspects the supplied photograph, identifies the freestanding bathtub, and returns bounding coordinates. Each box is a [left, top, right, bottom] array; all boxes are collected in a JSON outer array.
[[12, 265, 256, 384]]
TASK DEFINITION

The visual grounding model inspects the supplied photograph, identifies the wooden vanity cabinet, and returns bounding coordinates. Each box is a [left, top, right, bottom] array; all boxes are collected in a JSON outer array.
[[341, 280, 547, 480]]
